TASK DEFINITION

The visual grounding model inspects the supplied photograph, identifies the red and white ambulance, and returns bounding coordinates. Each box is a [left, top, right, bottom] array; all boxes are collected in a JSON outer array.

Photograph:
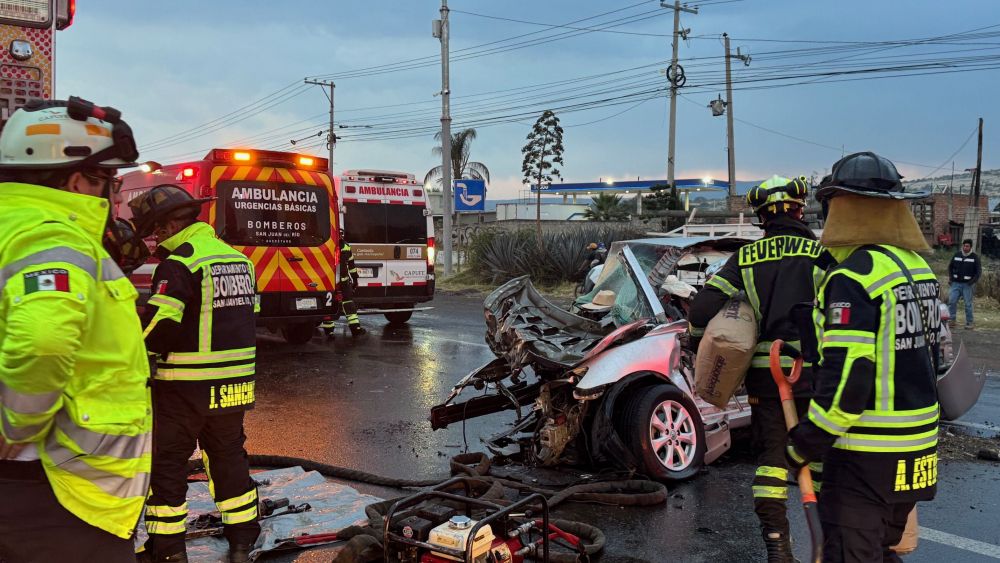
[[337, 170, 434, 324], [117, 149, 341, 343]]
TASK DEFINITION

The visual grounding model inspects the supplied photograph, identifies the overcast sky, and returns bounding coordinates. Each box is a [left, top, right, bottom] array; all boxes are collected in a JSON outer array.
[[56, 0, 997, 198]]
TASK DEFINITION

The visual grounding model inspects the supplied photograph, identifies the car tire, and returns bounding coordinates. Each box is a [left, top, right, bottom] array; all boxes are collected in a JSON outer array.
[[620, 383, 706, 481], [282, 322, 316, 344], [384, 308, 413, 324]]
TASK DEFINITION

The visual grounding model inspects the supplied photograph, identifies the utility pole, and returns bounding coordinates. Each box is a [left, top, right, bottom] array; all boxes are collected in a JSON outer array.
[[662, 1, 697, 188], [433, 0, 453, 276], [723, 33, 749, 197], [964, 118, 984, 253], [304, 79, 336, 178]]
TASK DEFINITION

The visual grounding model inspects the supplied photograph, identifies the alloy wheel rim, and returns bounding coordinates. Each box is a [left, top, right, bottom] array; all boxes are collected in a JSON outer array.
[[649, 399, 697, 471]]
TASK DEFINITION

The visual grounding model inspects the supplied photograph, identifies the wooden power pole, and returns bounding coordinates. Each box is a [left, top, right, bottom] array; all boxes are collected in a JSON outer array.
[[963, 118, 984, 253]]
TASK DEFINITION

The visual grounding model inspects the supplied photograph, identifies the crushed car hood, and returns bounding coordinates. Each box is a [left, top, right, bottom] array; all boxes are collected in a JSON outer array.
[[484, 276, 611, 371]]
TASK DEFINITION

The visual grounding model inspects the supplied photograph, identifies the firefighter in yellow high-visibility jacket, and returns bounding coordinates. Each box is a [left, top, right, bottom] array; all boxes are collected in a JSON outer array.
[[0, 98, 152, 562]]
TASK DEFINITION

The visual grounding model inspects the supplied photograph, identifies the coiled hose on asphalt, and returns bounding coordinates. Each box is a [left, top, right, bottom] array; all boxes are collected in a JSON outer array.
[[245, 452, 665, 562]]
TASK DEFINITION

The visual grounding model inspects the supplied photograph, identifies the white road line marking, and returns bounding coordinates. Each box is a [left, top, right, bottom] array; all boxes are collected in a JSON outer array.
[[941, 420, 1000, 434], [919, 526, 1000, 559]]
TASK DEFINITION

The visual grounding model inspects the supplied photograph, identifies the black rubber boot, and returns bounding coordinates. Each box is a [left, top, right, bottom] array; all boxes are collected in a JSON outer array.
[[228, 544, 252, 563], [763, 531, 797, 563], [350, 324, 367, 337]]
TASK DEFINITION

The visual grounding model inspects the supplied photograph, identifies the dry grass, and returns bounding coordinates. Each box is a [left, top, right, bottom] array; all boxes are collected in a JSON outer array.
[[437, 270, 576, 302]]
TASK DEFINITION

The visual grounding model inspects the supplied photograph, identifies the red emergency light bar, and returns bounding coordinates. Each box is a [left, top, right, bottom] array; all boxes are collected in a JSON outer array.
[[207, 149, 328, 171]]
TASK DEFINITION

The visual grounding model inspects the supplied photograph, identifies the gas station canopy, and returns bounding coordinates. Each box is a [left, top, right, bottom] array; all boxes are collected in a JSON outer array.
[[530, 178, 730, 195]]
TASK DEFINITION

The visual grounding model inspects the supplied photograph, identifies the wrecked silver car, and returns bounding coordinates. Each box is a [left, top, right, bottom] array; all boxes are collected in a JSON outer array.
[[430, 237, 751, 481]]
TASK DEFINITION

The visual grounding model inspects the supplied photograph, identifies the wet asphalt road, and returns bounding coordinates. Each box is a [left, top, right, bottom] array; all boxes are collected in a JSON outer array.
[[246, 293, 1000, 563]]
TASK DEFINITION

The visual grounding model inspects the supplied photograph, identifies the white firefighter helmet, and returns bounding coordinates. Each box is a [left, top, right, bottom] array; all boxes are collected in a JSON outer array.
[[0, 97, 138, 170]]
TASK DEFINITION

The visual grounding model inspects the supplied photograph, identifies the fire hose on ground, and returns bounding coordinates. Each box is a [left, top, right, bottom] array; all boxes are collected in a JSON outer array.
[[238, 452, 667, 561]]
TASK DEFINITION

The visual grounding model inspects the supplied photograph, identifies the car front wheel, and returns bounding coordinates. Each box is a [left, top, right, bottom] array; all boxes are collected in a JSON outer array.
[[621, 383, 706, 481]]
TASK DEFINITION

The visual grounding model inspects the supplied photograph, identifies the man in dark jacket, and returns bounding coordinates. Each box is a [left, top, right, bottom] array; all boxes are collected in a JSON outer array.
[[689, 175, 823, 563], [131, 185, 261, 563], [948, 238, 981, 329]]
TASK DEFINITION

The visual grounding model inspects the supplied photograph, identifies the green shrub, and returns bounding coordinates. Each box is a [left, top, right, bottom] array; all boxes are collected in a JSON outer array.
[[464, 225, 645, 284]]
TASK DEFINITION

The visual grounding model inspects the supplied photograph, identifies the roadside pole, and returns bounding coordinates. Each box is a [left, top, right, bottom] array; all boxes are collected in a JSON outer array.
[[723, 34, 748, 198], [305, 78, 337, 280], [662, 1, 697, 189], [434, 0, 453, 276]]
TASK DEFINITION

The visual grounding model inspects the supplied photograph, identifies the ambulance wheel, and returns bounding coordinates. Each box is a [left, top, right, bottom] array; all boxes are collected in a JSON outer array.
[[384, 309, 413, 324], [620, 383, 705, 481], [282, 322, 316, 344]]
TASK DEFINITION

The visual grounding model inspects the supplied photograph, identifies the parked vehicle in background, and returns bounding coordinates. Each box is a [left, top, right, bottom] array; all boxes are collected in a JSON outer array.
[[117, 149, 341, 344], [0, 0, 74, 123], [337, 170, 435, 324]]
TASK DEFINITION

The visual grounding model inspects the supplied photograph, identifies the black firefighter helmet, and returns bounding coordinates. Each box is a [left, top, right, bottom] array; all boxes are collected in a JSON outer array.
[[816, 151, 927, 202], [129, 184, 212, 237]]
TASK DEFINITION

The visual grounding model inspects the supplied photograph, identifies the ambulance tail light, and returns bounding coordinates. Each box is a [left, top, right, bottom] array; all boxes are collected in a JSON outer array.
[[345, 185, 356, 193], [427, 237, 435, 270], [413, 189, 423, 197], [179, 167, 198, 181], [56, 0, 76, 30]]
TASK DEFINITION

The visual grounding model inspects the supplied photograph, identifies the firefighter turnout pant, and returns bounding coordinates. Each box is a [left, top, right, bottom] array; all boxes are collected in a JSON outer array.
[[340, 276, 361, 328], [820, 486, 914, 563], [751, 397, 821, 536], [145, 384, 260, 557], [0, 461, 138, 563]]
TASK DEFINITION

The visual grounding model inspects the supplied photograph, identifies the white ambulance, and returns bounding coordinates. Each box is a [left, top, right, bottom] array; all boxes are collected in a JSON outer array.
[[337, 170, 435, 324]]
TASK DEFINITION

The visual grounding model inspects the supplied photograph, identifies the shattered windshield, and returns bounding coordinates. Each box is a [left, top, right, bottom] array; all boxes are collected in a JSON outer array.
[[575, 243, 663, 327], [574, 238, 745, 327]]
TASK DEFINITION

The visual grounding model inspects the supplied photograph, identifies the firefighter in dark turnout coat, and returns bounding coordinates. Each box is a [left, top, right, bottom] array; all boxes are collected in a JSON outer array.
[[131, 185, 260, 563], [322, 234, 366, 337], [689, 175, 825, 562], [787, 153, 940, 563]]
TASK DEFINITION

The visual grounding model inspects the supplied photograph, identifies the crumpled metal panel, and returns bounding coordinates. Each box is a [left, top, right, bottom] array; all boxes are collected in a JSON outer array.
[[484, 276, 607, 371]]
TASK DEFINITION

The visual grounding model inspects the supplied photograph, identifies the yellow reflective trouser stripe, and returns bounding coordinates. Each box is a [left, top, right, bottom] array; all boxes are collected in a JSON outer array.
[[216, 488, 258, 512], [813, 481, 823, 493], [755, 466, 788, 480], [221, 504, 259, 525], [753, 485, 788, 500], [145, 502, 188, 518], [146, 519, 186, 535], [706, 275, 738, 297], [155, 364, 255, 381], [808, 462, 823, 473]]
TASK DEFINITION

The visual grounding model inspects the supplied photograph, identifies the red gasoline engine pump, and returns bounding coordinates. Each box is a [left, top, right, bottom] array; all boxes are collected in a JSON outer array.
[[384, 477, 585, 563]]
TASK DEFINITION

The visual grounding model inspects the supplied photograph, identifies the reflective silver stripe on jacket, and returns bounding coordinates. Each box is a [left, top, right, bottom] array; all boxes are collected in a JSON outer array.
[[835, 432, 938, 451], [185, 254, 247, 272], [0, 382, 61, 415], [100, 257, 127, 281], [51, 412, 152, 461], [809, 403, 849, 434], [56, 457, 151, 499], [822, 334, 876, 345], [0, 247, 98, 293], [1, 411, 47, 440]]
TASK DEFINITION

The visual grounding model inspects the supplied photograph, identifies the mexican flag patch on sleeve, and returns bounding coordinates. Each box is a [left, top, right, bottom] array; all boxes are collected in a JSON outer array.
[[24, 269, 70, 293]]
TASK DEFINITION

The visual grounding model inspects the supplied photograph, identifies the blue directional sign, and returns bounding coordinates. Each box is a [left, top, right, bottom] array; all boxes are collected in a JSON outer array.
[[454, 179, 486, 212]]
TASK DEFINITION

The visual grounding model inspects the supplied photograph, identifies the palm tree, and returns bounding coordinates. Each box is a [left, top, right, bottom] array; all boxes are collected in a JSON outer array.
[[424, 128, 490, 187], [584, 193, 631, 222]]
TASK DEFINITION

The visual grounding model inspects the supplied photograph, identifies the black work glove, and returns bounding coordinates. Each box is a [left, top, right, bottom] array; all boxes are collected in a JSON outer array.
[[785, 425, 809, 470]]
